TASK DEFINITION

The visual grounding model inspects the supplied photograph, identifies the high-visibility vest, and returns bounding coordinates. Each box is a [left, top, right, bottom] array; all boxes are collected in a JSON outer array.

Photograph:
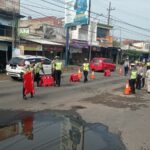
[[26, 66, 33, 72], [55, 62, 62, 70], [35, 63, 42, 73], [130, 70, 137, 79], [83, 63, 89, 71], [147, 62, 150, 67]]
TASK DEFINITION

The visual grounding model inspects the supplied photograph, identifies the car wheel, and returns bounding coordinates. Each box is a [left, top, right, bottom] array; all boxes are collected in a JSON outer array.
[[11, 77, 18, 80]]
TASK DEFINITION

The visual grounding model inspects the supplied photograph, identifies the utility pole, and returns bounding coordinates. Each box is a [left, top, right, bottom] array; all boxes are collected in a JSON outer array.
[[89, 21, 95, 62], [12, 0, 15, 58], [65, 27, 69, 66], [107, 2, 115, 25]]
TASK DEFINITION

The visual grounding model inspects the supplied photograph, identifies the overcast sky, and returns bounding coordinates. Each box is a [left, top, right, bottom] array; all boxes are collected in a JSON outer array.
[[20, 0, 150, 41]]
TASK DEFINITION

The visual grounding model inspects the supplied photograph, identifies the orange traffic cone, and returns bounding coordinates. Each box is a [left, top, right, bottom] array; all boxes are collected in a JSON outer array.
[[91, 71, 95, 79], [78, 68, 82, 79], [124, 80, 131, 95]]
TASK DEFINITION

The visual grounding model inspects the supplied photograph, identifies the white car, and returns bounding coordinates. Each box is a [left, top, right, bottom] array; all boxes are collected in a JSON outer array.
[[6, 55, 52, 79]]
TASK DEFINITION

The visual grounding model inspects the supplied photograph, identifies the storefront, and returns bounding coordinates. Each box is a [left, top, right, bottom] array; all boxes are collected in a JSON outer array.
[[21, 43, 43, 56], [43, 45, 64, 60], [20, 38, 64, 59], [69, 39, 89, 65], [0, 42, 12, 69]]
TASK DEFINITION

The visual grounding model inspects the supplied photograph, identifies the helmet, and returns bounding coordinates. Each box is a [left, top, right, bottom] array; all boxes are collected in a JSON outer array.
[[84, 58, 88, 61], [25, 61, 30, 66], [54, 56, 59, 59], [130, 63, 135, 66]]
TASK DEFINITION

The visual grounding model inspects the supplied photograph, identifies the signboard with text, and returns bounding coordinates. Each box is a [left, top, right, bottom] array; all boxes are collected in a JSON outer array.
[[65, 0, 90, 27]]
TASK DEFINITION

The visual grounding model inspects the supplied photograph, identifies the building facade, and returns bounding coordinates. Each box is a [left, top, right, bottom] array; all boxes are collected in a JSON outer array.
[[0, 0, 22, 68], [19, 16, 65, 59], [69, 20, 114, 64]]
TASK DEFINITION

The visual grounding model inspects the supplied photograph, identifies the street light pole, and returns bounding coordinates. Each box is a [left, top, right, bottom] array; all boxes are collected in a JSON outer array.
[[65, 27, 69, 66]]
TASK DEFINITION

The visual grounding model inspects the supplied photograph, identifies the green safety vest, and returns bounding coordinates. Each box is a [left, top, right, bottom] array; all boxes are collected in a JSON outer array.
[[146, 62, 150, 66], [55, 62, 62, 70], [35, 63, 42, 73], [83, 63, 89, 71], [26, 66, 33, 72], [130, 70, 137, 79]]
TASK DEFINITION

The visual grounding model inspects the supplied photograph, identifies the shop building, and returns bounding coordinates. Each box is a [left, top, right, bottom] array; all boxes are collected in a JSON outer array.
[[19, 16, 65, 59], [0, 0, 22, 68]]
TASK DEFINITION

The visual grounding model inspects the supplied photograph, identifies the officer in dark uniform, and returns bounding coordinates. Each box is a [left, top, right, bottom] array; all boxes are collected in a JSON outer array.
[[54, 56, 63, 87], [34, 61, 44, 87]]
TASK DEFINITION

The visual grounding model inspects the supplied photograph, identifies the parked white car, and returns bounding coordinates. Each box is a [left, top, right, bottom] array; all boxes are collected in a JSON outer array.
[[6, 55, 52, 79]]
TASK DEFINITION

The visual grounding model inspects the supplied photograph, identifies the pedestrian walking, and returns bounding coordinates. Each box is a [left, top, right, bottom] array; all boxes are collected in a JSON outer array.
[[146, 66, 150, 93], [129, 63, 137, 94], [34, 61, 44, 87], [23, 61, 35, 100], [123, 58, 129, 76], [82, 58, 89, 83], [54, 56, 63, 87]]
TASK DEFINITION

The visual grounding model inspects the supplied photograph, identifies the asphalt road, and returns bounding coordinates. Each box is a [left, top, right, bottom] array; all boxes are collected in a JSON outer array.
[[1, 72, 150, 150], [0, 72, 125, 110]]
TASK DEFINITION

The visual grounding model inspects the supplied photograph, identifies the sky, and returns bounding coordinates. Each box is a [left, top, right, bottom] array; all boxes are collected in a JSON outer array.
[[20, 0, 150, 41]]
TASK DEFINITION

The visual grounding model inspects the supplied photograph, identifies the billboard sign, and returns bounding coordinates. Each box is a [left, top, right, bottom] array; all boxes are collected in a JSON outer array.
[[65, 0, 90, 27], [19, 28, 29, 37], [43, 25, 65, 43]]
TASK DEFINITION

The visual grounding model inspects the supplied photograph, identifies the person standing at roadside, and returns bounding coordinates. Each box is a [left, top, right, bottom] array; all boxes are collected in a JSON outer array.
[[82, 58, 89, 83], [146, 66, 150, 93], [123, 58, 130, 76], [136, 63, 143, 90], [129, 63, 137, 94], [141, 63, 147, 88], [51, 56, 57, 81], [23, 61, 34, 100], [34, 61, 44, 87], [54, 56, 63, 87]]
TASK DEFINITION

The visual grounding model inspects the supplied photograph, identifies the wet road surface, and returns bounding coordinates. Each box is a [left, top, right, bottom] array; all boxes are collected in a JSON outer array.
[[0, 110, 125, 150]]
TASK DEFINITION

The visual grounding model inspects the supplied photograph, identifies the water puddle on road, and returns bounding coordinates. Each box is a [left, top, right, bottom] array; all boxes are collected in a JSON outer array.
[[0, 110, 125, 150]]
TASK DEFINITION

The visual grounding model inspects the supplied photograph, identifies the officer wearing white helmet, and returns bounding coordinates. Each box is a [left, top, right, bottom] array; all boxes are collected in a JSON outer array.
[[23, 61, 34, 100]]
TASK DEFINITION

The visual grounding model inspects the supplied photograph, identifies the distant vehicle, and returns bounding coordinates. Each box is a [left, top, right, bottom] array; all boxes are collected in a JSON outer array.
[[90, 57, 116, 71], [6, 55, 52, 79]]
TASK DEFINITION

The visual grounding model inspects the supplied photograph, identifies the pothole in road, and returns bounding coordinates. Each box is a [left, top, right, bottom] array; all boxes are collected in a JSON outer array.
[[83, 93, 149, 111], [0, 110, 125, 150]]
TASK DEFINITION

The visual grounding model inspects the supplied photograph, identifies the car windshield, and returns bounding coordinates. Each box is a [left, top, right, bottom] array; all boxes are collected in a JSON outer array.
[[93, 59, 102, 63], [8, 57, 24, 65]]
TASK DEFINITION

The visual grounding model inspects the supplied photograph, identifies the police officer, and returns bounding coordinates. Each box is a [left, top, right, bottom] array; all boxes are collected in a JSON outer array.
[[146, 59, 150, 70], [54, 56, 62, 87], [129, 63, 137, 94], [51, 56, 57, 81], [146, 66, 150, 93], [82, 58, 89, 83], [34, 61, 44, 87]]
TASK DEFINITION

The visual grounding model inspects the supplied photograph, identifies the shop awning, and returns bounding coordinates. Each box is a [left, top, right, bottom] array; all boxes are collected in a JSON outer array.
[[23, 38, 64, 46]]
